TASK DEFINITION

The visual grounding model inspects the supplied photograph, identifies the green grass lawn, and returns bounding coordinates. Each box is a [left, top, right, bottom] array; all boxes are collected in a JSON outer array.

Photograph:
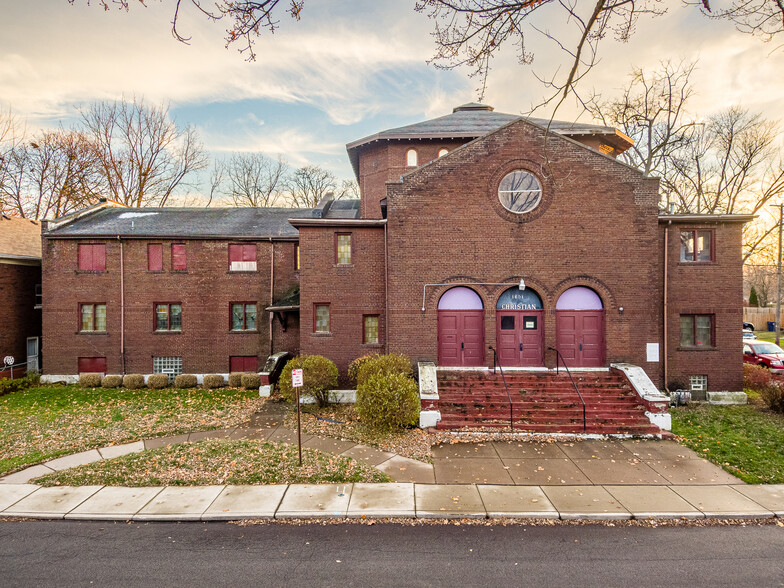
[[33, 439, 390, 486], [0, 385, 263, 475], [671, 401, 784, 484]]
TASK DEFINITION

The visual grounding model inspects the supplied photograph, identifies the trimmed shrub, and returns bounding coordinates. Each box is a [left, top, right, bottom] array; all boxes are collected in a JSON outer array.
[[356, 372, 420, 429], [356, 353, 413, 387], [79, 373, 102, 388], [203, 374, 225, 389], [147, 374, 170, 389], [122, 374, 145, 389], [228, 372, 245, 388], [744, 363, 771, 391], [101, 375, 123, 388], [0, 373, 40, 396], [279, 355, 338, 408], [174, 374, 198, 389], [348, 354, 380, 387], [241, 373, 261, 389]]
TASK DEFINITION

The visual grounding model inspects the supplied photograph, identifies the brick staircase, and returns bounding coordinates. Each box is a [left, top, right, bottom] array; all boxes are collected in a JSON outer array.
[[434, 370, 661, 435]]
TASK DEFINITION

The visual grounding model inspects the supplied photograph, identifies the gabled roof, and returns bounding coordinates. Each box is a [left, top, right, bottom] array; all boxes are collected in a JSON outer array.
[[346, 103, 633, 178], [0, 215, 42, 259], [45, 207, 316, 239]]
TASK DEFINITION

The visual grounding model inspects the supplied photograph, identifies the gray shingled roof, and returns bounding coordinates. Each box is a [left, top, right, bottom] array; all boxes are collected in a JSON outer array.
[[46, 207, 315, 238], [345, 103, 625, 178]]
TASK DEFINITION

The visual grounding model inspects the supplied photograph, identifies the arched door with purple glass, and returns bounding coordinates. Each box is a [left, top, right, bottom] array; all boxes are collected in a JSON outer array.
[[555, 287, 605, 368], [496, 287, 544, 367], [437, 287, 485, 367]]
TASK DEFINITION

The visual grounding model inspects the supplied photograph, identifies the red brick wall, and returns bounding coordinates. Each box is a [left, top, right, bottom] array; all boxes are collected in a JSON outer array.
[[41, 237, 300, 375], [383, 120, 664, 382], [357, 140, 467, 219], [663, 222, 743, 392], [298, 225, 386, 378], [0, 261, 41, 376]]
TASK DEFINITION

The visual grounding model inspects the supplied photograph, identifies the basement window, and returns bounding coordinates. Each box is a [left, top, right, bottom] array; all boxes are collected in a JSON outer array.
[[153, 356, 182, 383], [689, 375, 708, 393]]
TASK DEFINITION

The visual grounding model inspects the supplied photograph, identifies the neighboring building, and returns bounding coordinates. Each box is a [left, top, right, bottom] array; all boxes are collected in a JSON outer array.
[[0, 215, 42, 378], [41, 104, 748, 404]]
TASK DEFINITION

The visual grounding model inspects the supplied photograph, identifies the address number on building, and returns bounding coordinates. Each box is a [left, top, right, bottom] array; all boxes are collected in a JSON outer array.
[[292, 368, 303, 388]]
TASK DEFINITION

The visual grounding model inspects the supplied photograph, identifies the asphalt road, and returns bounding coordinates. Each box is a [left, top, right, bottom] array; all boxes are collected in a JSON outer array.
[[1, 520, 783, 587]]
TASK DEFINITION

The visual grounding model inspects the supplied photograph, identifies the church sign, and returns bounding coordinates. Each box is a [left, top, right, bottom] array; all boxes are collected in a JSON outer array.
[[496, 288, 543, 310]]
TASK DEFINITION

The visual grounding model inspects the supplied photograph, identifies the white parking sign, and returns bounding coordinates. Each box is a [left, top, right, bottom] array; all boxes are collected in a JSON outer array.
[[292, 368, 303, 388]]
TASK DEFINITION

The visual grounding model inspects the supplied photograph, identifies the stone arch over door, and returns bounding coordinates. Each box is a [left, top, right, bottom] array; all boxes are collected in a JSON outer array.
[[555, 286, 605, 368], [437, 287, 485, 367], [495, 287, 544, 367]]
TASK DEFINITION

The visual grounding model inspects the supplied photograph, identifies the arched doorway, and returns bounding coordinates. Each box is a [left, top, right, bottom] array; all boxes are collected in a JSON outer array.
[[555, 287, 605, 368], [437, 287, 485, 367], [496, 287, 544, 367]]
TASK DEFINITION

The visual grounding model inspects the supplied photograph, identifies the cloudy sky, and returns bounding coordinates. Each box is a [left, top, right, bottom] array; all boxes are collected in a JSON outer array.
[[1, 0, 782, 192]]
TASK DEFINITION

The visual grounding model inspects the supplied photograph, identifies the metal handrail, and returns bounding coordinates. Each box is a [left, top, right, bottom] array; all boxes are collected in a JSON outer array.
[[488, 346, 514, 432], [547, 347, 586, 433]]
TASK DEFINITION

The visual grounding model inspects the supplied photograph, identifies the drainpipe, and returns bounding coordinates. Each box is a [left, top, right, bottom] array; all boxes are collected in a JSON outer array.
[[384, 222, 389, 354], [269, 239, 274, 356], [663, 224, 669, 393], [118, 236, 125, 375]]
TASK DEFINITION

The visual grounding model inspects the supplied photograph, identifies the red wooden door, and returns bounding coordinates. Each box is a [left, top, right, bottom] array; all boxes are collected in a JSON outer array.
[[555, 310, 605, 367], [496, 311, 544, 366], [78, 357, 107, 374], [438, 310, 485, 367]]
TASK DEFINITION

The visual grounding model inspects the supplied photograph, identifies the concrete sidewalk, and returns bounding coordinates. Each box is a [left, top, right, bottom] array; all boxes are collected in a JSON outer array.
[[1, 482, 782, 521]]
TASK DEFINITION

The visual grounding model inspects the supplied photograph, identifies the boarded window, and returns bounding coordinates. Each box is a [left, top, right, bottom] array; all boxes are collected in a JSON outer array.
[[78, 357, 107, 374], [172, 244, 187, 271], [78, 244, 106, 271], [228, 244, 257, 271], [148, 244, 163, 271], [230, 356, 258, 372]]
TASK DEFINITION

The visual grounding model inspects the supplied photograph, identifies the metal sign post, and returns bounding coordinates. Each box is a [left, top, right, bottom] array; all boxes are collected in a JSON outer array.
[[292, 368, 304, 466]]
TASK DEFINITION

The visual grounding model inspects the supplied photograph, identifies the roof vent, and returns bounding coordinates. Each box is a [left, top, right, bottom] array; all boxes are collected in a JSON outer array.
[[453, 103, 494, 112]]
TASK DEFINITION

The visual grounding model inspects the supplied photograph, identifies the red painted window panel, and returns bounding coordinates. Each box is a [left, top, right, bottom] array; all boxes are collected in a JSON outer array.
[[230, 356, 258, 372], [78, 357, 107, 374], [148, 244, 163, 271], [78, 244, 106, 271], [171, 244, 187, 271], [228, 244, 256, 270]]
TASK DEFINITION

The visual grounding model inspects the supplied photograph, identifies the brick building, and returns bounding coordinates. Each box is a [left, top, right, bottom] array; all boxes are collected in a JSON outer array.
[[0, 215, 42, 378], [41, 104, 747, 407]]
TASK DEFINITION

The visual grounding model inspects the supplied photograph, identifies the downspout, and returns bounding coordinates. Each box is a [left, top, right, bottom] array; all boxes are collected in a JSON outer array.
[[118, 236, 125, 375], [269, 239, 274, 356], [663, 224, 669, 393], [384, 222, 389, 354]]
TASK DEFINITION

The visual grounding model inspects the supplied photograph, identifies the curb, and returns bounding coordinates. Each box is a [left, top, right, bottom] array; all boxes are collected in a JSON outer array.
[[1, 482, 782, 522]]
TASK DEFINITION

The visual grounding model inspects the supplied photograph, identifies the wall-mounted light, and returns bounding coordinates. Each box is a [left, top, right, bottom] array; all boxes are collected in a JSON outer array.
[[618, 307, 624, 314], [519, 279, 526, 291]]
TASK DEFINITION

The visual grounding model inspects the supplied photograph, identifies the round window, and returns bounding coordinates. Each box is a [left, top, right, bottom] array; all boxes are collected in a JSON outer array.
[[498, 170, 542, 214]]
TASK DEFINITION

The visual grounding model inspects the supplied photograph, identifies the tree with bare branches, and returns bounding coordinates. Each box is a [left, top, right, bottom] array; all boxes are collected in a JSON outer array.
[[1, 128, 104, 219], [285, 164, 337, 208], [586, 59, 699, 177], [80, 97, 208, 208], [216, 152, 288, 207]]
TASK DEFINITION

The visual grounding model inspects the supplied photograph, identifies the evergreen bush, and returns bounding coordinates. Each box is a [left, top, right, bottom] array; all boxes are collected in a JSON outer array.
[[355, 353, 412, 387], [347, 354, 379, 387], [356, 372, 420, 429], [279, 355, 338, 408]]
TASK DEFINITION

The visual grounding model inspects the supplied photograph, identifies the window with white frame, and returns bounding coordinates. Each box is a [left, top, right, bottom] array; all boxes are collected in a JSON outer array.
[[153, 356, 183, 383]]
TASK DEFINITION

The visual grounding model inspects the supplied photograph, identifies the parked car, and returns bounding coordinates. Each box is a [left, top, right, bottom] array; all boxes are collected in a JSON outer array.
[[743, 340, 784, 373], [743, 321, 755, 331], [742, 331, 757, 341]]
